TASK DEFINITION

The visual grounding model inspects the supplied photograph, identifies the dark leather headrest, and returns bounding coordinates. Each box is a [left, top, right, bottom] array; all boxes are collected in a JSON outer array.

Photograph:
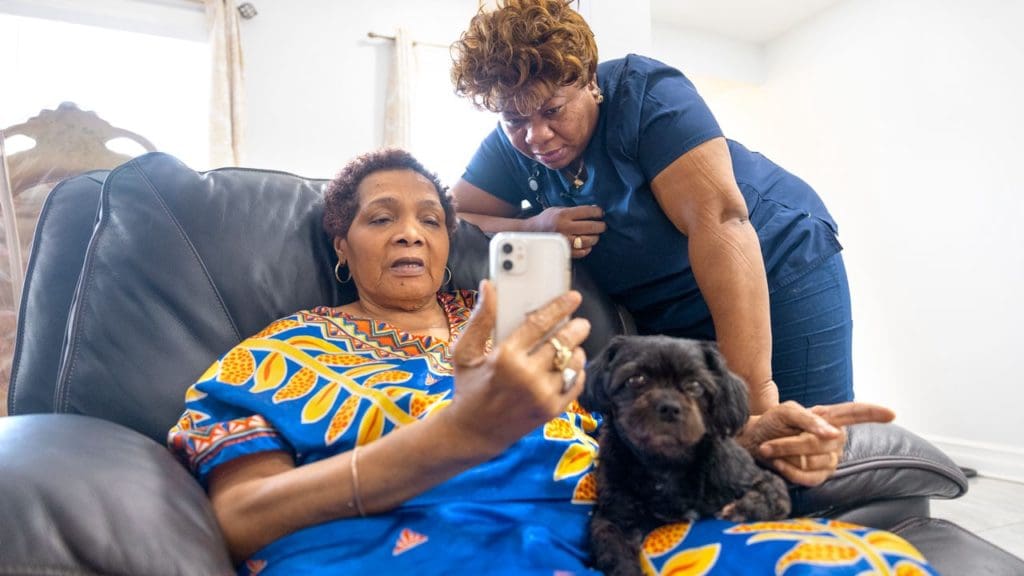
[[54, 153, 346, 441], [9, 171, 107, 415]]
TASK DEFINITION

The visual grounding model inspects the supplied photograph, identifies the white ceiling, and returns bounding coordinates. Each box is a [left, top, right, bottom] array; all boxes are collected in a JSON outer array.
[[650, 0, 844, 44]]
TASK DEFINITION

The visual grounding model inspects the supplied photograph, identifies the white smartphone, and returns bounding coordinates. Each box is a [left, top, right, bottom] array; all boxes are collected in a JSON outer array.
[[489, 232, 572, 344]]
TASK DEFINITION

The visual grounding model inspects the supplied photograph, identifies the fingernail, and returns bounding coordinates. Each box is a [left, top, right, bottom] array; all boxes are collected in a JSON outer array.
[[759, 445, 773, 457], [817, 417, 839, 434]]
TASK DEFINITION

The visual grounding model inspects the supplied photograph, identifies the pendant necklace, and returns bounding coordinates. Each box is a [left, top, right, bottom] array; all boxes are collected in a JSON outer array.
[[568, 160, 586, 190]]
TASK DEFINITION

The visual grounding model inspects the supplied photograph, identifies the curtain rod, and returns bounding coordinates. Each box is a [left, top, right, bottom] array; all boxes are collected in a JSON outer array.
[[366, 32, 449, 49]]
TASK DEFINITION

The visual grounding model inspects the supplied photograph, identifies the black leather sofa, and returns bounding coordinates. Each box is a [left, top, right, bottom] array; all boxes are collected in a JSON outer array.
[[3, 152, 1022, 575]]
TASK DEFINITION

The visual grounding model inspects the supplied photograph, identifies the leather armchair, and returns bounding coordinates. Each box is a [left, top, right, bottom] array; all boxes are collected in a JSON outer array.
[[3, 152, 1019, 575]]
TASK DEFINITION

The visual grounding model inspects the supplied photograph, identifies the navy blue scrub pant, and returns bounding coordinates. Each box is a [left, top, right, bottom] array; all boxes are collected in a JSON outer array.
[[766, 253, 854, 406], [645, 252, 854, 407]]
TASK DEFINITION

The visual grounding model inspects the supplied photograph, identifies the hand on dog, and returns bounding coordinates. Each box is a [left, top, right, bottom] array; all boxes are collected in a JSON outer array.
[[739, 401, 895, 486], [446, 280, 590, 457], [717, 470, 791, 522]]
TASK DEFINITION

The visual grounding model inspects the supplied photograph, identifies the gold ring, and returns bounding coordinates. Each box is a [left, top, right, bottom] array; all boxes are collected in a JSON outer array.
[[572, 236, 583, 250], [829, 452, 839, 467], [549, 337, 573, 371], [799, 454, 807, 470]]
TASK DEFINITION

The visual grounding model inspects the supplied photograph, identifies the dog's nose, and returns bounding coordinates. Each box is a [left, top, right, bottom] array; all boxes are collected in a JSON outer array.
[[657, 399, 682, 422]]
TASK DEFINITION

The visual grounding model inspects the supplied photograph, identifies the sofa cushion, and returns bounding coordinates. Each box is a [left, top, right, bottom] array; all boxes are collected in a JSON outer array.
[[8, 171, 106, 415], [0, 414, 233, 575], [791, 422, 969, 527], [54, 153, 349, 442], [892, 517, 1024, 575]]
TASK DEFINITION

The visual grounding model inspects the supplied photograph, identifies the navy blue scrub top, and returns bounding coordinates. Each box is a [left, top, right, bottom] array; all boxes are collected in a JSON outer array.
[[462, 54, 842, 335]]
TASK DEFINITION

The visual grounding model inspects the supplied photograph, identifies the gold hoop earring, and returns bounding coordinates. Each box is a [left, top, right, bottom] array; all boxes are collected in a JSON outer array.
[[443, 266, 452, 286], [334, 261, 351, 283]]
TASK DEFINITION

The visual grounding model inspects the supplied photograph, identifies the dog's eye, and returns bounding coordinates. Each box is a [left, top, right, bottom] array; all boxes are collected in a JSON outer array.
[[625, 375, 646, 388], [681, 381, 704, 397]]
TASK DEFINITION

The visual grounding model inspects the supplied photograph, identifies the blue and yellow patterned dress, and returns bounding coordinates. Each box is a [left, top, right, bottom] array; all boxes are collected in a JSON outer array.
[[168, 290, 935, 576]]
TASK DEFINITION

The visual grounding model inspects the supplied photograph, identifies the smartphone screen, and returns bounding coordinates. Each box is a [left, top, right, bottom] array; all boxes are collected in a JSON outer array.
[[489, 232, 571, 344]]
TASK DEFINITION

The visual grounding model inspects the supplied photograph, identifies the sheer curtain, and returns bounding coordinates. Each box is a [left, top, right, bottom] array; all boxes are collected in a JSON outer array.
[[204, 0, 246, 167], [383, 28, 415, 150], [0, 135, 12, 416], [0, 136, 19, 310]]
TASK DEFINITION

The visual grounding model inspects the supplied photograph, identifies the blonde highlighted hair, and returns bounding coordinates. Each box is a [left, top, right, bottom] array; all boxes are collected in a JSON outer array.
[[450, 0, 598, 116]]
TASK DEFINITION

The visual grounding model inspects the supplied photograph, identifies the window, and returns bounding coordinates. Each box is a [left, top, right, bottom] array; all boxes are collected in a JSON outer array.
[[0, 8, 210, 169], [410, 46, 496, 187]]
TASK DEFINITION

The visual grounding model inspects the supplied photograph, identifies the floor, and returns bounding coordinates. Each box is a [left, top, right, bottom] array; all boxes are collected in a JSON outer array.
[[930, 475, 1024, 560]]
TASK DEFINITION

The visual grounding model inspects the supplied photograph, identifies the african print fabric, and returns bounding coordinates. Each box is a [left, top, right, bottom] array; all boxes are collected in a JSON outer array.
[[168, 290, 935, 575]]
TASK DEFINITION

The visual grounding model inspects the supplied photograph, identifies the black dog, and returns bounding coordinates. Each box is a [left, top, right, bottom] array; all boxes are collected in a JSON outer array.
[[580, 335, 791, 576]]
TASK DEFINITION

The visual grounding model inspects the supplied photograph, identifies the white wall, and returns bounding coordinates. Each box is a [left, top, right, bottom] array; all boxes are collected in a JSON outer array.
[[238, 0, 487, 180], [239, 0, 654, 182], [583, 0, 652, 61], [655, 0, 1024, 479], [651, 25, 764, 85]]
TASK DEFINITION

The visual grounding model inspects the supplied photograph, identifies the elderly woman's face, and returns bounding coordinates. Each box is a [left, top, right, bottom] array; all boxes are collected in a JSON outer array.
[[335, 169, 450, 310], [499, 82, 601, 171]]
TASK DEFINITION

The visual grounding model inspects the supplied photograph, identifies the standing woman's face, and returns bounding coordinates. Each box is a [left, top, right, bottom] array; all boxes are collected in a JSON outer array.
[[499, 81, 602, 171]]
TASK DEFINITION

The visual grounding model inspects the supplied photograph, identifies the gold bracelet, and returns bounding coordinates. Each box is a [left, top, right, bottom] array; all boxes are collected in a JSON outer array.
[[349, 445, 366, 518]]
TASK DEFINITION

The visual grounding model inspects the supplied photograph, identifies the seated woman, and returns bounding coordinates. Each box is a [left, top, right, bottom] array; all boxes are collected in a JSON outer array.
[[168, 149, 931, 575]]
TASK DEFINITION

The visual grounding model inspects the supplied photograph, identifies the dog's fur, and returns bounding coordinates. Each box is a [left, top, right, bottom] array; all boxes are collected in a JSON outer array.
[[581, 335, 791, 576]]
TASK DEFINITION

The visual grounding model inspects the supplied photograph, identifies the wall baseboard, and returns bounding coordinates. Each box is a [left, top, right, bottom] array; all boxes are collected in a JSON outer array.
[[925, 435, 1024, 484]]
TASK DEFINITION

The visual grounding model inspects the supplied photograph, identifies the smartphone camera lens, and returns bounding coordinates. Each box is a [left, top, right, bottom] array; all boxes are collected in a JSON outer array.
[[502, 259, 514, 271], [501, 243, 513, 254]]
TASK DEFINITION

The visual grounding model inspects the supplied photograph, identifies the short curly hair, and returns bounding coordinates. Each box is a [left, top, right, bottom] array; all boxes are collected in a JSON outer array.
[[450, 0, 598, 116], [322, 149, 456, 241]]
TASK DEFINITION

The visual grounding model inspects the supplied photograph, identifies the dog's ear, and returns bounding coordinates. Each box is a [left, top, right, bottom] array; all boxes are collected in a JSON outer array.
[[579, 335, 627, 415], [700, 341, 750, 437]]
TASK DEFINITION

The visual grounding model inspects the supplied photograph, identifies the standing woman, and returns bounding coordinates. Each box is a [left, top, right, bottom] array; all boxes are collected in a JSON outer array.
[[450, 0, 851, 414]]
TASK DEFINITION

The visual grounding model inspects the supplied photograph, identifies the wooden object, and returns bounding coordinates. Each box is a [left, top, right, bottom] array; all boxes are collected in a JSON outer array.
[[0, 102, 156, 416]]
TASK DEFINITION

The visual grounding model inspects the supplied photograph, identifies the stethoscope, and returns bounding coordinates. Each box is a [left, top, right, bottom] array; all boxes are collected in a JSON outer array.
[[528, 163, 541, 193], [528, 162, 579, 208], [527, 163, 551, 209]]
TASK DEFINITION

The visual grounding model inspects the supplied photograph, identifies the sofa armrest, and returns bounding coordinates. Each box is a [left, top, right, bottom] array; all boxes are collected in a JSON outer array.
[[790, 422, 969, 526], [0, 414, 234, 575]]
